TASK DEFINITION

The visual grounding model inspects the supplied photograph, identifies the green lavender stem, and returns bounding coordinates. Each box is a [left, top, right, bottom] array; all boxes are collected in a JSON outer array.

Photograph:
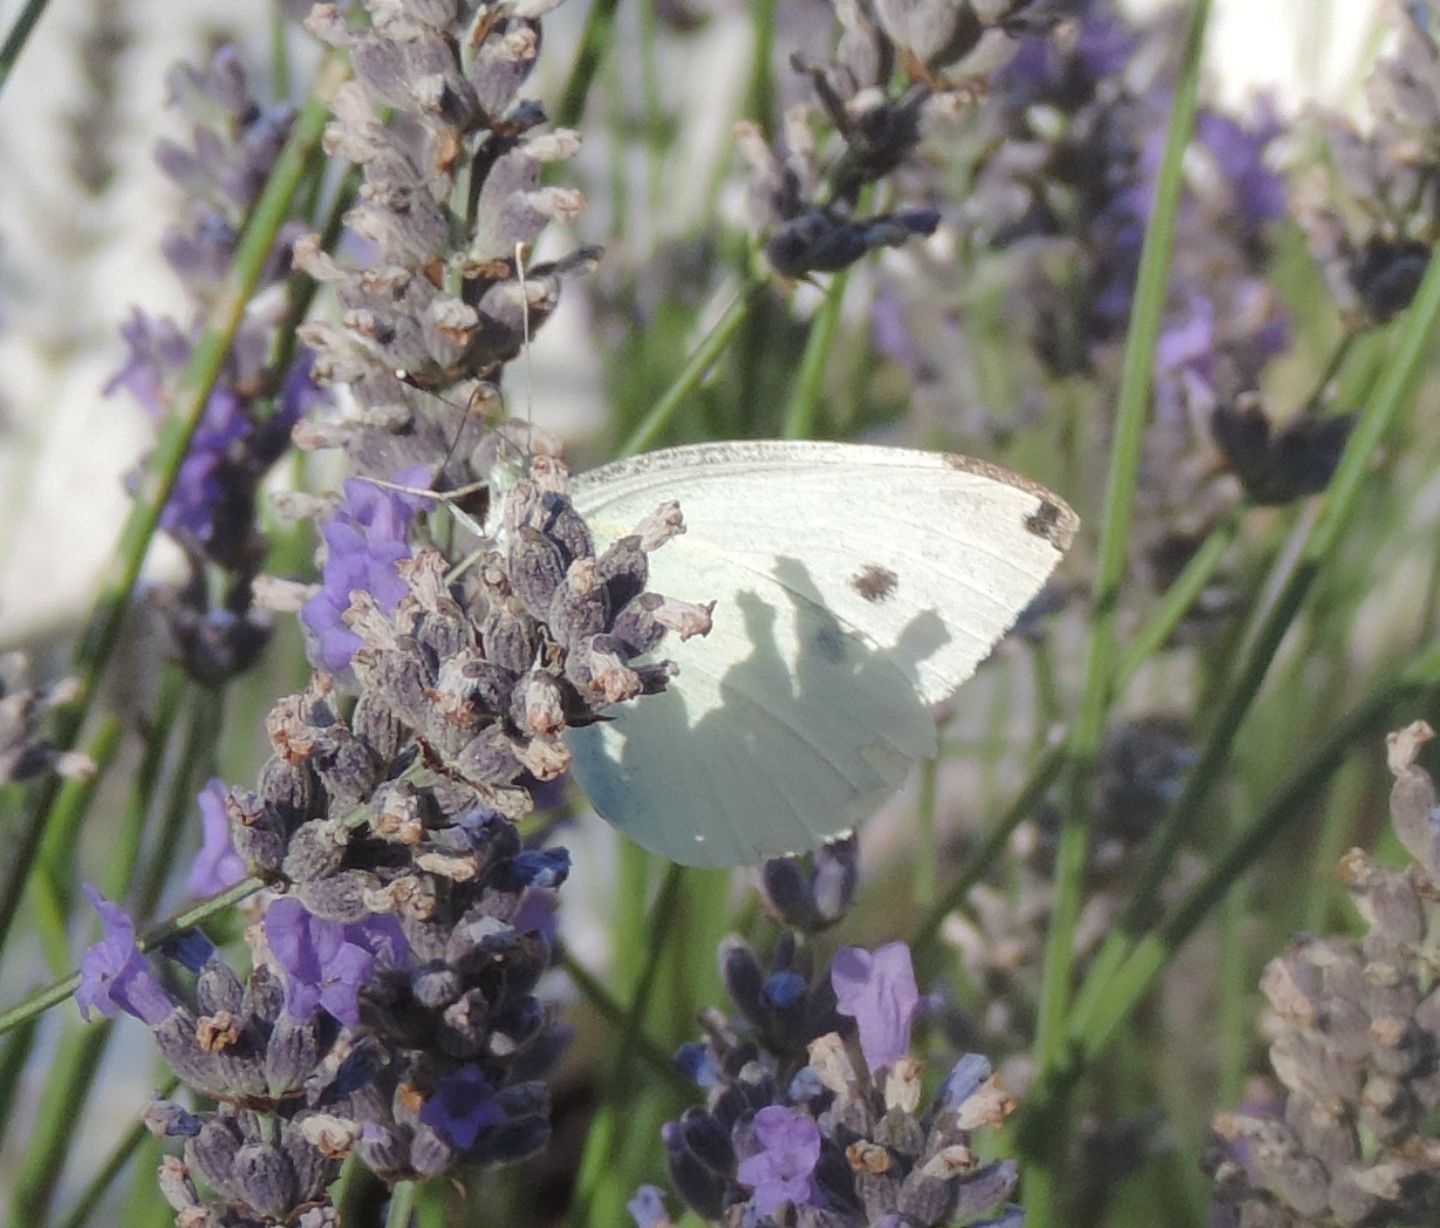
[[1023, 4, 1211, 1216], [0, 56, 346, 962]]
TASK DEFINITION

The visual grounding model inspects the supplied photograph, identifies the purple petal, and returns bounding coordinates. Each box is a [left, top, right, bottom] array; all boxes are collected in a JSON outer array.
[[76, 884, 176, 1026], [831, 941, 919, 1072], [187, 779, 247, 897]]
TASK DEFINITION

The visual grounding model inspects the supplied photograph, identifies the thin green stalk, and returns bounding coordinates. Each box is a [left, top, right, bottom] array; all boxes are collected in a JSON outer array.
[[385, 1180, 418, 1228], [1024, 9, 1211, 1215], [910, 502, 1242, 964], [1047, 637, 1440, 1106], [746, 0, 777, 136], [9, 1021, 112, 1224], [570, 863, 686, 1223], [557, 0, 620, 128], [637, 0, 665, 214], [782, 271, 849, 439], [0, 57, 346, 962], [30, 719, 124, 975], [0, 1021, 36, 1150], [9, 685, 223, 1222], [0, 0, 49, 96], [0, 875, 262, 1037], [555, 951, 689, 1094], [1071, 240, 1440, 1036], [619, 280, 768, 454], [54, 1075, 181, 1228]]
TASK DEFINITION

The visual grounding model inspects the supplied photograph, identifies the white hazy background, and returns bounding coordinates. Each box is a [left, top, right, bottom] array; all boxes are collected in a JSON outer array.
[[0, 0, 1385, 639]]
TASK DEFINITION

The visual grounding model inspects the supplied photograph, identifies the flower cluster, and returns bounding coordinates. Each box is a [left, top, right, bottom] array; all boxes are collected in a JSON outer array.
[[647, 935, 1022, 1226], [106, 47, 328, 686], [71, 2, 730, 1221], [1207, 722, 1440, 1227], [82, 451, 711, 1222], [1299, 0, 1440, 325], [737, 0, 1068, 280], [292, 0, 595, 484]]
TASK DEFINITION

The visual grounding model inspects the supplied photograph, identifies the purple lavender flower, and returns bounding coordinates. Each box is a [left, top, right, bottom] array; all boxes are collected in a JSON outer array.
[[300, 465, 432, 673], [419, 1065, 509, 1150], [735, 1106, 822, 1217], [75, 885, 176, 1026], [264, 896, 376, 1027], [627, 1185, 672, 1228], [187, 778, 248, 897], [1196, 106, 1287, 231], [831, 940, 920, 1073]]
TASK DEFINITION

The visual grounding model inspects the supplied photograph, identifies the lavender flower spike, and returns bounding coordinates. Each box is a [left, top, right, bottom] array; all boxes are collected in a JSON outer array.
[[735, 1105, 822, 1217], [75, 885, 176, 1026], [831, 940, 920, 1073]]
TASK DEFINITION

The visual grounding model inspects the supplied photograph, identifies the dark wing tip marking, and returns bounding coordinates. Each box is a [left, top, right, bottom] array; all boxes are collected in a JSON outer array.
[[1025, 499, 1074, 550], [850, 563, 899, 603]]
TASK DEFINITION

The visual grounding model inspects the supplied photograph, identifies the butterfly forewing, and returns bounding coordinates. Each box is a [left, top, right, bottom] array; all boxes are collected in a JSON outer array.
[[565, 440, 1077, 867]]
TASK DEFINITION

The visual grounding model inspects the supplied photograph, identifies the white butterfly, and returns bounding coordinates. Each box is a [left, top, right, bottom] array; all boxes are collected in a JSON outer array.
[[563, 439, 1077, 868]]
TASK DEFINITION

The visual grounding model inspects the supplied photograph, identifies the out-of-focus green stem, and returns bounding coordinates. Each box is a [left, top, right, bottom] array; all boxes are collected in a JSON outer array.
[[570, 863, 686, 1222], [1024, 5, 1211, 1215], [782, 271, 849, 440], [53, 1075, 180, 1228], [557, 0, 620, 128], [619, 280, 769, 455], [0, 55, 345, 962], [31, 718, 124, 975], [1071, 238, 1440, 1038]]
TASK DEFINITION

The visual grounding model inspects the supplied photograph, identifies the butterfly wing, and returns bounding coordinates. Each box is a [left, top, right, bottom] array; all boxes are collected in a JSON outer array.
[[566, 440, 1077, 867]]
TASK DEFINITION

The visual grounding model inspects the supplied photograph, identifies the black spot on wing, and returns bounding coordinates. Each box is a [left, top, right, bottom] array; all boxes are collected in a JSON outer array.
[[850, 563, 899, 603], [1025, 499, 1066, 547]]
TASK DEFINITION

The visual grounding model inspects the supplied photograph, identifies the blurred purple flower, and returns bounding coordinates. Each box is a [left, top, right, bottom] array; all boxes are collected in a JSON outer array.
[[76, 884, 176, 1026], [627, 1185, 671, 1228], [419, 1064, 508, 1150], [106, 310, 189, 419], [187, 778, 247, 897], [831, 941, 919, 1072], [1196, 106, 1287, 231], [300, 464, 432, 673], [736, 1105, 822, 1217]]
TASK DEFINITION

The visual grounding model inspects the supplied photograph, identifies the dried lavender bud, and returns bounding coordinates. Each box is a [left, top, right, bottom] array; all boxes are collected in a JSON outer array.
[[0, 653, 92, 784]]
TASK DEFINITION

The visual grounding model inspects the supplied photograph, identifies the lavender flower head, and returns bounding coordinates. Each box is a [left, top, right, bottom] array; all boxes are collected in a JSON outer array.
[[1208, 723, 1440, 1226], [105, 47, 329, 685], [660, 934, 1021, 1225]]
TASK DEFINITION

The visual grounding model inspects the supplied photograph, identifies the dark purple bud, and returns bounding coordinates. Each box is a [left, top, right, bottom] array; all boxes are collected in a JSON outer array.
[[664, 1120, 727, 1219], [418, 1065, 508, 1150], [494, 848, 571, 890], [678, 1107, 736, 1175]]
